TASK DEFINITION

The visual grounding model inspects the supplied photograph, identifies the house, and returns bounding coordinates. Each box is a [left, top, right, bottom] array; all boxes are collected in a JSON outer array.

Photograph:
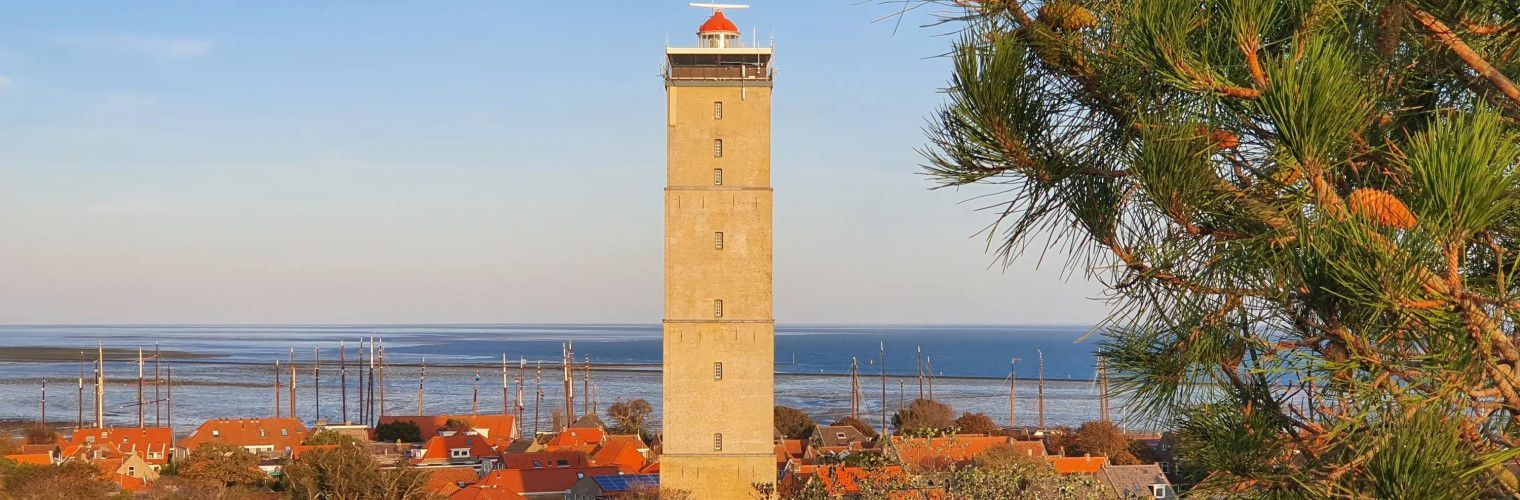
[[567, 473, 659, 499], [179, 418, 307, 455], [377, 414, 520, 443], [776, 439, 806, 469], [311, 423, 372, 443], [811, 425, 872, 449], [1095, 464, 1175, 498], [413, 432, 500, 466], [544, 426, 605, 450], [424, 466, 482, 497], [779, 464, 917, 498], [468, 466, 621, 500], [499, 450, 590, 470], [1047, 455, 1110, 475], [590, 435, 650, 473], [889, 435, 1027, 472], [67, 427, 174, 468], [3, 453, 53, 466], [95, 453, 159, 483]]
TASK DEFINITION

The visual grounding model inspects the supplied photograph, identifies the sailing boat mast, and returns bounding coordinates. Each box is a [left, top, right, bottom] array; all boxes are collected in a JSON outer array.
[[1037, 349, 1046, 430]]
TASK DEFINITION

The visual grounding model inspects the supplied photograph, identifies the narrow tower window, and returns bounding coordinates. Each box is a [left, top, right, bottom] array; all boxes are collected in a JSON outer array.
[[714, 232, 724, 250], [714, 101, 724, 119], [713, 168, 723, 185], [713, 433, 724, 451], [713, 299, 724, 318], [714, 362, 724, 380], [713, 139, 723, 158]]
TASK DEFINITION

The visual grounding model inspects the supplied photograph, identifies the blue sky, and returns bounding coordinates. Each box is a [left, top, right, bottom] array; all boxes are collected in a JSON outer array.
[[0, 1, 1108, 324]]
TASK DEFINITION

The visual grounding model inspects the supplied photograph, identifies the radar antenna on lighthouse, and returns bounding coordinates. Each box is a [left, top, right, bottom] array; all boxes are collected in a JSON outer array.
[[689, 3, 750, 11]]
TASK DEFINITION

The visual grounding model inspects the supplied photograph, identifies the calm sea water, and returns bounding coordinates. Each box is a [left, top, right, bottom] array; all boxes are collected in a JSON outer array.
[[0, 324, 1144, 433]]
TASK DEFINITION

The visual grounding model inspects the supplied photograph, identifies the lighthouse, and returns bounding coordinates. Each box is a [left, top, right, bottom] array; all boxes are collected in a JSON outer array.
[[662, 3, 776, 497]]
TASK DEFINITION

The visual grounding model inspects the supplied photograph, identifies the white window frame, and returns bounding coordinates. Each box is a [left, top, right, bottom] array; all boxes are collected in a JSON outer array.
[[713, 168, 723, 185], [1152, 484, 1168, 498], [714, 101, 723, 120], [714, 299, 724, 318], [713, 433, 723, 451], [714, 362, 724, 380], [714, 139, 723, 158], [715, 232, 724, 250]]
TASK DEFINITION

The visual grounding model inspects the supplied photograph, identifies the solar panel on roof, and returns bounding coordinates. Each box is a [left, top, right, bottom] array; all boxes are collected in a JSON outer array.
[[592, 474, 659, 492]]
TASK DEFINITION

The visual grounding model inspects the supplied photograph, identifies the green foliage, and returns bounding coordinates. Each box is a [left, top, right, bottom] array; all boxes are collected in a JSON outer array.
[[374, 421, 422, 443], [953, 412, 1001, 435], [180, 443, 266, 489], [606, 399, 654, 436], [282, 445, 434, 500], [922, 0, 1520, 494], [830, 416, 878, 439], [0, 460, 120, 500], [892, 399, 955, 437], [773, 406, 816, 439], [303, 430, 363, 447]]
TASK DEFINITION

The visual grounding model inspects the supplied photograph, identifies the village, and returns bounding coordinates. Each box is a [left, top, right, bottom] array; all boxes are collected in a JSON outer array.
[[0, 340, 1176, 499]]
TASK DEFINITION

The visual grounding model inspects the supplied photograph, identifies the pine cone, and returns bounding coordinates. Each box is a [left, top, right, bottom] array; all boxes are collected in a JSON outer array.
[[1347, 188, 1416, 229], [1037, 1, 1097, 31]]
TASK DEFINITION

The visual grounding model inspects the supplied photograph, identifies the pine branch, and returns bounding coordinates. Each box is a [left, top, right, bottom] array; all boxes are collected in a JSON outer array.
[[1409, 6, 1520, 110]]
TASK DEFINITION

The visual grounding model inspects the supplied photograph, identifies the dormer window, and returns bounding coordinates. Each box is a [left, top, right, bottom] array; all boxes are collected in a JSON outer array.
[[532, 460, 543, 469], [211, 430, 220, 438], [836, 432, 847, 440], [280, 429, 289, 436], [1152, 484, 1168, 498], [450, 448, 469, 459]]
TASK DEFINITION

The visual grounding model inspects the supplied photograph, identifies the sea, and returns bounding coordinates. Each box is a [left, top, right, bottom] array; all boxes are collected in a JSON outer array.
[[0, 324, 1149, 434]]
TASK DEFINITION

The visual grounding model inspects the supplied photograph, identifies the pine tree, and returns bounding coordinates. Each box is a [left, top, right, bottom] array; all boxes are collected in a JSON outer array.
[[924, 0, 1520, 495]]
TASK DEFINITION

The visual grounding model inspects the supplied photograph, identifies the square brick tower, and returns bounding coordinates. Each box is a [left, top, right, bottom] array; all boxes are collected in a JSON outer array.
[[661, 4, 776, 497]]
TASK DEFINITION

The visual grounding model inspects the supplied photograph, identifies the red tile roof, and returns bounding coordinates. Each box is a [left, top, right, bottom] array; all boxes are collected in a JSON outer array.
[[775, 439, 805, 466], [379, 415, 520, 442], [68, 427, 174, 465], [499, 450, 589, 470], [415, 433, 500, 463], [590, 435, 647, 473], [449, 484, 522, 500], [180, 418, 307, 453], [784, 465, 909, 497], [545, 427, 604, 449], [291, 444, 338, 459], [478, 466, 620, 496], [110, 473, 148, 492], [1047, 455, 1110, 475], [426, 466, 482, 497], [892, 435, 1016, 471], [4, 453, 52, 466]]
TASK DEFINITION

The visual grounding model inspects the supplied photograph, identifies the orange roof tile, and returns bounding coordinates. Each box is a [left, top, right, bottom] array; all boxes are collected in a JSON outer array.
[[4, 453, 52, 466], [500, 450, 589, 470], [291, 444, 338, 459], [1011, 440, 1047, 457], [180, 418, 307, 453], [449, 484, 523, 500], [426, 466, 482, 496], [545, 427, 604, 449], [68, 427, 175, 465], [1047, 455, 1109, 475], [785, 465, 908, 497], [893, 435, 1015, 471], [479, 466, 620, 496], [379, 415, 520, 442], [111, 473, 148, 492], [590, 435, 647, 473], [415, 433, 500, 463]]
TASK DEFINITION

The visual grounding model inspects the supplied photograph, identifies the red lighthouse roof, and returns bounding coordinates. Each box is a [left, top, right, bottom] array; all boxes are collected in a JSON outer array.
[[699, 11, 739, 33]]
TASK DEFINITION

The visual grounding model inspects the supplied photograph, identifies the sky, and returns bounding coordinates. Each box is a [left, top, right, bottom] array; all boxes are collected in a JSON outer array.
[[0, 1, 1109, 325]]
